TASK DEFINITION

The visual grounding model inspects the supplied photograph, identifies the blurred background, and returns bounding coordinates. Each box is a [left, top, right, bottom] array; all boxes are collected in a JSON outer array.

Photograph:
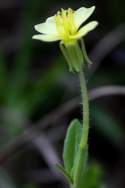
[[0, 0, 125, 187]]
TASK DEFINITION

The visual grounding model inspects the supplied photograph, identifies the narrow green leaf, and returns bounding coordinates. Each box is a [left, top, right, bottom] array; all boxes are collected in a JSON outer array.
[[56, 164, 73, 184], [80, 39, 93, 65], [63, 119, 82, 174]]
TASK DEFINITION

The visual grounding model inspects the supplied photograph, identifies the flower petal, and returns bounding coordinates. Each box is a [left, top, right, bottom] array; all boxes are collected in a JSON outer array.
[[32, 34, 60, 42], [34, 16, 58, 35], [71, 21, 98, 39], [74, 6, 95, 29]]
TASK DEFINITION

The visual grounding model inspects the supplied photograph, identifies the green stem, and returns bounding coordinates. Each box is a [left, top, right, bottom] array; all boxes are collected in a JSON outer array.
[[79, 68, 89, 149], [73, 68, 89, 188]]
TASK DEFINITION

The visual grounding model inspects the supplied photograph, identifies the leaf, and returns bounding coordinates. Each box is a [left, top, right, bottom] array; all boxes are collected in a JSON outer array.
[[80, 39, 93, 65], [78, 162, 103, 188], [56, 164, 73, 184], [63, 119, 82, 174]]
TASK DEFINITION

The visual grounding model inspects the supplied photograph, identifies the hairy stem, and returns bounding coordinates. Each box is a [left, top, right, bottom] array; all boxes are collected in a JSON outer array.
[[73, 68, 89, 188], [79, 69, 89, 148]]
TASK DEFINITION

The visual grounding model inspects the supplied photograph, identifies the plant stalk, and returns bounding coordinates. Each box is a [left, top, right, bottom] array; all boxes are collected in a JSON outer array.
[[79, 68, 89, 149], [73, 68, 89, 188]]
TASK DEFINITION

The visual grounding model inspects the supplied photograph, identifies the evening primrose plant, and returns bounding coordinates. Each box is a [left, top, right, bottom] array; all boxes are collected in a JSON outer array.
[[33, 6, 99, 188]]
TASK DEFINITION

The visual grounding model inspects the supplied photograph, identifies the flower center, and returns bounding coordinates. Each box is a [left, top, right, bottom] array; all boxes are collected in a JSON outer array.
[[55, 8, 77, 43]]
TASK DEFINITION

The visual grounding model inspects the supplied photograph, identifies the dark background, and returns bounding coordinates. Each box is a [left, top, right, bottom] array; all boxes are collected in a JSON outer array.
[[0, 0, 125, 187]]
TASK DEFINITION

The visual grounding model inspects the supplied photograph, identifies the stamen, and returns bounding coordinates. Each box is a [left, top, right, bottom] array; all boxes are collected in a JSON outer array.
[[55, 8, 77, 43]]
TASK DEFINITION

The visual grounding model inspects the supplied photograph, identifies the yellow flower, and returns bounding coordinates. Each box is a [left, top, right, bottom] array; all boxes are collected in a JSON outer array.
[[32, 6, 98, 45], [33, 6, 98, 72]]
